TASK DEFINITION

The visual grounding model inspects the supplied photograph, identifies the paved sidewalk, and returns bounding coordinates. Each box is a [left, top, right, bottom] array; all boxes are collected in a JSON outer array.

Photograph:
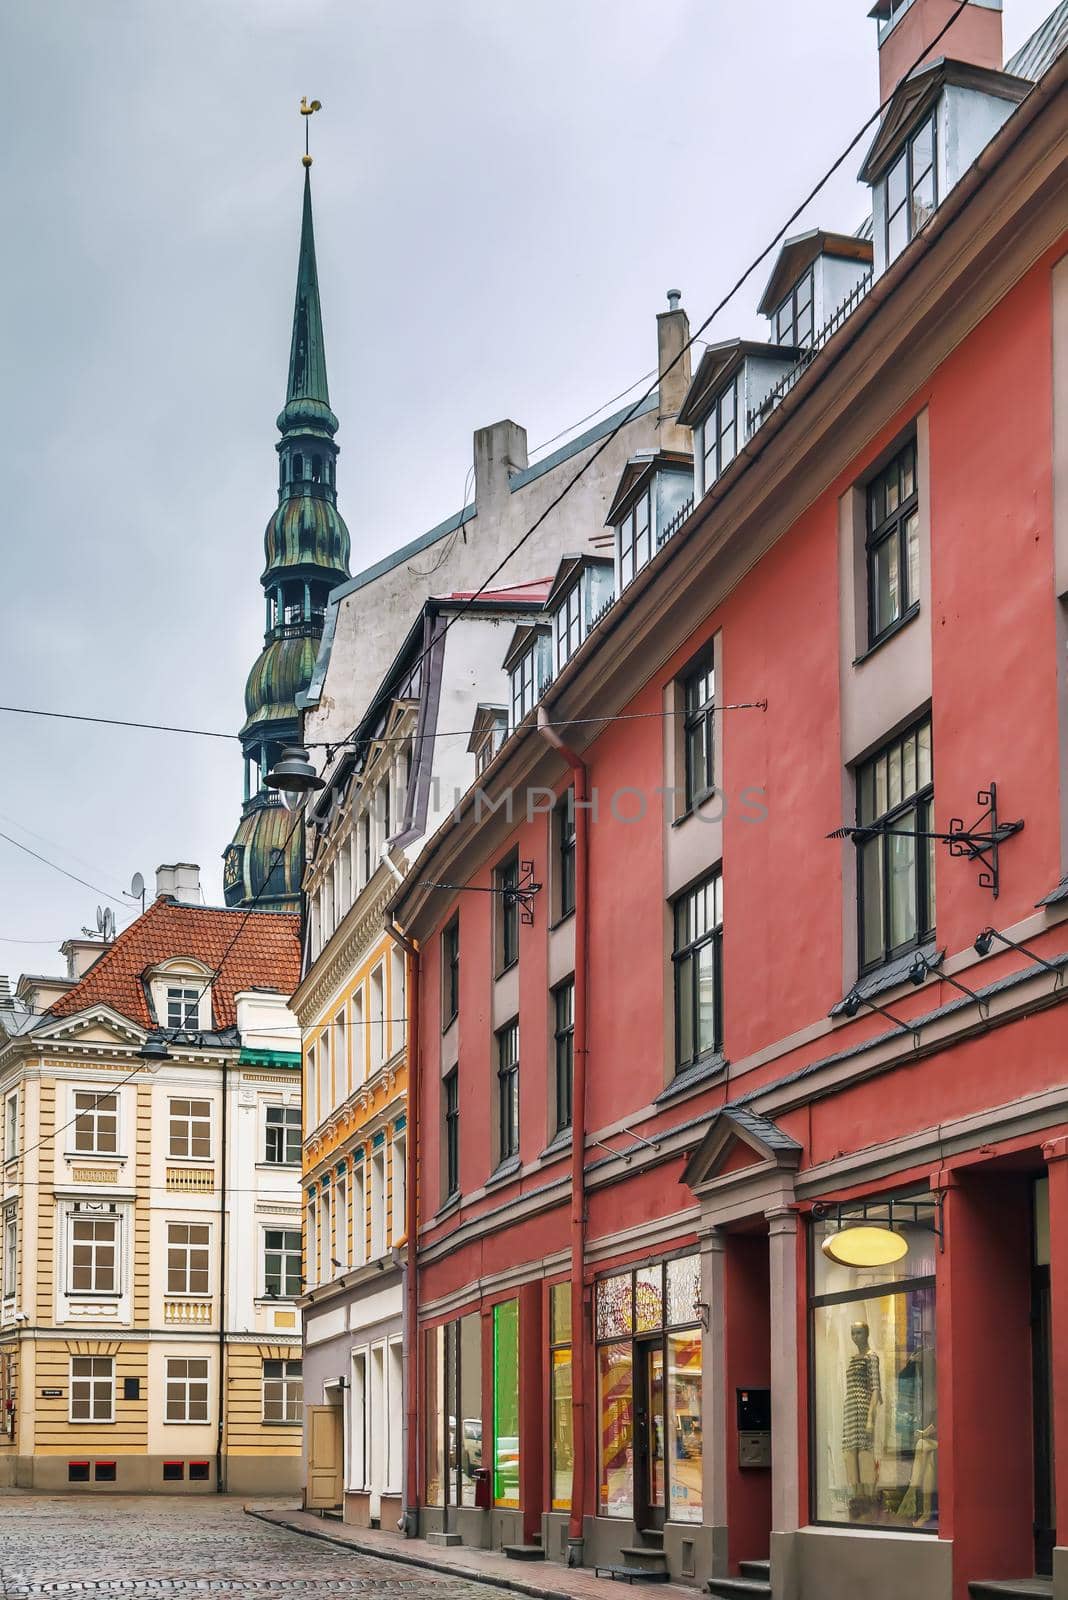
[[246, 1504, 693, 1599]]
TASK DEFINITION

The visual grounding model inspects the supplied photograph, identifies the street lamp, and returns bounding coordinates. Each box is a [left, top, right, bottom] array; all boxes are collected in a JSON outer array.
[[264, 745, 325, 811]]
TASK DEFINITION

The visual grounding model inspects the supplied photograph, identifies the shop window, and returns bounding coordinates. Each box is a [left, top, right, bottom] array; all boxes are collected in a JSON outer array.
[[424, 1325, 445, 1508], [811, 1197, 938, 1529], [550, 1283, 573, 1511], [595, 1255, 703, 1525], [493, 1298, 520, 1507], [424, 1314, 482, 1510]]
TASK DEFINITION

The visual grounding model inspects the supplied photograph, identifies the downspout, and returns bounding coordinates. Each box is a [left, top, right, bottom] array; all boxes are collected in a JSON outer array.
[[385, 909, 420, 1538], [537, 706, 589, 1566], [216, 1048, 229, 1493]]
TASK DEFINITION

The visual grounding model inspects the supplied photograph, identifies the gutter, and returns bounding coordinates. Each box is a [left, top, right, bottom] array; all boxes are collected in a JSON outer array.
[[536, 706, 589, 1566], [384, 914, 420, 1538]]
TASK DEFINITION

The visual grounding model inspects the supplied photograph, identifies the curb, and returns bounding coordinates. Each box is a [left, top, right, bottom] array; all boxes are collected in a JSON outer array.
[[244, 1506, 587, 1600]]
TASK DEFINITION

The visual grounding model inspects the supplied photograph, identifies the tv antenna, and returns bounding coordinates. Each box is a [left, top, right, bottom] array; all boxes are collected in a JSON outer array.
[[82, 905, 116, 943]]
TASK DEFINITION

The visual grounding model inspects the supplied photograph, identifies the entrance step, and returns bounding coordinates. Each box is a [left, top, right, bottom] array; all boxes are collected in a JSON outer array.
[[739, 1562, 771, 1582], [620, 1546, 669, 1570], [638, 1529, 665, 1548], [707, 1578, 773, 1600], [319, 1508, 343, 1523], [502, 1545, 545, 1562], [426, 1531, 462, 1548], [968, 1583, 1053, 1600]]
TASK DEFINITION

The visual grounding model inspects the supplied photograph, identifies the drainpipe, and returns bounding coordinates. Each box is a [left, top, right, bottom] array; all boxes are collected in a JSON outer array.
[[537, 706, 589, 1567], [216, 1049, 229, 1493], [385, 913, 420, 1538]]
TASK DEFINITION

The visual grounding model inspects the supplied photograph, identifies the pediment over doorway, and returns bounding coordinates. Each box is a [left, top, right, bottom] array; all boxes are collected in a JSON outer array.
[[683, 1105, 802, 1193]]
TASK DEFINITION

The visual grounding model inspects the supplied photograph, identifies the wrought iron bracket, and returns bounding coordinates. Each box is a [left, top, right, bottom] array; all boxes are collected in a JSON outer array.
[[812, 1195, 944, 1251], [946, 784, 1023, 899], [421, 859, 543, 925]]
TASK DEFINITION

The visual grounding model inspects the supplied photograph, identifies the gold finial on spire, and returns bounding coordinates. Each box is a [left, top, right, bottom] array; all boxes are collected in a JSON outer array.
[[300, 98, 322, 166]]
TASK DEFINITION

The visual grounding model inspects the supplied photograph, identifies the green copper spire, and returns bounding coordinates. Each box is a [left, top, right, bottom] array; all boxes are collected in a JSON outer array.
[[223, 158, 351, 912]]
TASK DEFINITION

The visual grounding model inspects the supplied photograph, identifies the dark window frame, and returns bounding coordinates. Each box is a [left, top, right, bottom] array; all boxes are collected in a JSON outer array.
[[553, 979, 575, 1134], [618, 490, 652, 590], [496, 1020, 520, 1164], [885, 112, 937, 265], [443, 1068, 460, 1199], [701, 376, 740, 489], [672, 872, 724, 1075], [495, 853, 520, 975], [682, 651, 715, 811], [555, 790, 576, 922], [866, 436, 920, 647], [774, 267, 814, 347], [855, 716, 935, 974], [442, 916, 460, 1029], [555, 582, 583, 667]]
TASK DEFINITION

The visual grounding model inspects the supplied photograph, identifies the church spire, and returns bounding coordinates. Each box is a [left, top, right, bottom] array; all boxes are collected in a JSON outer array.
[[222, 125, 351, 912]]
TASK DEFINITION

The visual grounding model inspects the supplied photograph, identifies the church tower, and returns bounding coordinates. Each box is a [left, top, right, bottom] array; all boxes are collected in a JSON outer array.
[[223, 159, 351, 909]]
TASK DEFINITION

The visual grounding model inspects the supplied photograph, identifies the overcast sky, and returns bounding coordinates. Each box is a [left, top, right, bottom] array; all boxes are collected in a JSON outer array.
[[0, 0, 1054, 962]]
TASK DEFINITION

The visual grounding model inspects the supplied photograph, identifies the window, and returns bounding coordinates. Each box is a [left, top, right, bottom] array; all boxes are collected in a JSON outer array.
[[493, 1298, 520, 1507], [390, 948, 406, 1055], [360, 812, 372, 888], [73, 1091, 118, 1155], [69, 1212, 118, 1294], [263, 1358, 302, 1423], [168, 1098, 211, 1160], [166, 986, 201, 1029], [673, 873, 723, 1073], [264, 1105, 301, 1166], [555, 582, 583, 668], [320, 1185, 332, 1282], [166, 1222, 210, 1295], [682, 653, 715, 810], [497, 1021, 520, 1163], [550, 1283, 573, 1510], [867, 438, 919, 644], [4, 1093, 16, 1162], [424, 1312, 482, 1510], [856, 718, 934, 972], [774, 267, 815, 347], [442, 917, 460, 1027], [618, 491, 651, 590], [553, 980, 575, 1134], [886, 114, 937, 264], [305, 1196, 317, 1289], [555, 791, 576, 921], [701, 377, 739, 489], [264, 1228, 302, 1299], [335, 1172, 348, 1271], [318, 1028, 332, 1115], [496, 854, 520, 973], [811, 1199, 937, 1528], [370, 966, 385, 1070], [333, 1009, 348, 1099], [511, 644, 537, 728], [165, 1357, 209, 1423], [443, 1070, 459, 1199], [371, 1150, 387, 1258], [70, 1356, 113, 1423], [3, 1205, 16, 1299], [391, 1132, 406, 1242], [352, 1164, 366, 1266], [305, 1043, 317, 1130]]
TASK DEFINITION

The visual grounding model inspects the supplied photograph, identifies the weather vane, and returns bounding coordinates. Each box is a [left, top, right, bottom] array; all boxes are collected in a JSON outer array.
[[300, 97, 322, 167]]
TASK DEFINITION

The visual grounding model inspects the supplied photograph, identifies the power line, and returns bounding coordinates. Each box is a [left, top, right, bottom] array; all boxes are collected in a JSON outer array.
[[0, 830, 129, 908], [0, 704, 237, 741]]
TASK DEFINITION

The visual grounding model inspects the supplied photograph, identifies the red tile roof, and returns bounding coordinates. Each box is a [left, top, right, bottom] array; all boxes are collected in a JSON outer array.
[[48, 898, 300, 1031]]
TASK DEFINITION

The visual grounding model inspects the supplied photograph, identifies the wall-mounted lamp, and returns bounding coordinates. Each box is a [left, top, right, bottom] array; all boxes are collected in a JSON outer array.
[[974, 926, 1064, 982], [839, 990, 921, 1045], [907, 952, 988, 1019]]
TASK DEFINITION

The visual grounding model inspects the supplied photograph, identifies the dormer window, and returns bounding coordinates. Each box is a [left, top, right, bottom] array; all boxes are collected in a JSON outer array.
[[772, 268, 814, 348], [606, 453, 695, 592], [166, 987, 201, 1030], [700, 377, 739, 490], [619, 492, 651, 589], [468, 706, 508, 777], [505, 629, 552, 732], [547, 556, 615, 673], [886, 114, 936, 264], [680, 345, 798, 501], [150, 961, 211, 1032]]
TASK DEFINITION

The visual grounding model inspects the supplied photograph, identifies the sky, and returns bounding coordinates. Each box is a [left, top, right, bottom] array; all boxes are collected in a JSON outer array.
[[0, 0, 1055, 963]]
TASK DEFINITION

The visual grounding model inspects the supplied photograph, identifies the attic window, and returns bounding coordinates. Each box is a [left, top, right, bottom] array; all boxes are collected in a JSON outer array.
[[773, 268, 814, 348], [618, 491, 651, 590], [886, 114, 936, 264], [701, 377, 739, 490], [166, 987, 201, 1030]]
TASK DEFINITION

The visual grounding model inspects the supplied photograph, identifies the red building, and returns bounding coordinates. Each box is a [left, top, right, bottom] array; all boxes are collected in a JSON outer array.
[[389, 6, 1068, 1597]]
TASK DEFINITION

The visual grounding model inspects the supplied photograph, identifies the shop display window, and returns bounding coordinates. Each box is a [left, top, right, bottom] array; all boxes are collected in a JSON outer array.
[[550, 1282, 573, 1511], [493, 1298, 520, 1507], [426, 1313, 483, 1510], [595, 1254, 703, 1525], [424, 1325, 445, 1508], [811, 1198, 938, 1531]]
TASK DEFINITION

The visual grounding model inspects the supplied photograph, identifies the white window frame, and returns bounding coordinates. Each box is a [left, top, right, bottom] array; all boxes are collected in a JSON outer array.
[[263, 1103, 301, 1166], [67, 1206, 120, 1297], [333, 1008, 348, 1101], [351, 1165, 366, 1267], [370, 1149, 386, 1259], [165, 1220, 211, 1296], [391, 1132, 406, 1244], [164, 1356, 210, 1424], [369, 967, 385, 1073], [305, 1196, 317, 1290], [71, 1088, 120, 1157], [165, 984, 202, 1030], [2, 1204, 16, 1300], [320, 1185, 332, 1282], [167, 1097, 212, 1161], [69, 1355, 114, 1423], [4, 1092, 17, 1163], [263, 1224, 302, 1300], [335, 1173, 349, 1273], [390, 950, 406, 1058], [262, 1357, 303, 1424]]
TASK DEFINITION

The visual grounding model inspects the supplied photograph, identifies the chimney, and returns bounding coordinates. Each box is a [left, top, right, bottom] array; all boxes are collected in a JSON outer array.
[[872, 0, 1003, 104], [61, 938, 108, 981], [155, 863, 202, 903], [656, 290, 692, 453], [473, 420, 529, 511]]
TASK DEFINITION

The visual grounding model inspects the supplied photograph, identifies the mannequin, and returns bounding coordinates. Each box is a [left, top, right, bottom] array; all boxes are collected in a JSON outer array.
[[842, 1321, 881, 1519], [897, 1337, 937, 1527]]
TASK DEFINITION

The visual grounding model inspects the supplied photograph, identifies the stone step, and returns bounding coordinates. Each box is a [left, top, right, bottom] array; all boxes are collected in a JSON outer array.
[[706, 1578, 773, 1600], [638, 1529, 665, 1548], [968, 1582, 1053, 1600], [594, 1566, 670, 1586], [739, 1560, 771, 1581], [502, 1544, 545, 1562], [619, 1546, 669, 1568]]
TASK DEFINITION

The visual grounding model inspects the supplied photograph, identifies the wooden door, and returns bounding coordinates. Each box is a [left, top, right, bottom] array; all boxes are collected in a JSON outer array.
[[306, 1403, 343, 1510]]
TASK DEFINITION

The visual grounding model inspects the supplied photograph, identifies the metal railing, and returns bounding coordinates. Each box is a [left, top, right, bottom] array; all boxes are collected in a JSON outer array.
[[748, 272, 873, 432]]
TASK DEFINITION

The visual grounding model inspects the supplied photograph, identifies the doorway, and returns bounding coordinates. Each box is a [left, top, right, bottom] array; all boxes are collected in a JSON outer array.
[[634, 1339, 666, 1532], [1032, 1178, 1055, 1576], [306, 1401, 343, 1511]]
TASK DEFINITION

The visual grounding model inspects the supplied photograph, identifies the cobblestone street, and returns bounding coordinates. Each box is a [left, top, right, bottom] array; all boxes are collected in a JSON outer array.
[[0, 1498, 509, 1599]]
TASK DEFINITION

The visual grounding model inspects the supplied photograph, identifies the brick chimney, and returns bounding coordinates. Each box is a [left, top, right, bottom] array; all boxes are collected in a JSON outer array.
[[155, 863, 202, 903], [656, 290, 692, 452], [872, 0, 1003, 103]]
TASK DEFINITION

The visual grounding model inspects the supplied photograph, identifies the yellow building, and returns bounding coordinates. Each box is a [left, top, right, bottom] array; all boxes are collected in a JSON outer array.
[[0, 870, 304, 1493]]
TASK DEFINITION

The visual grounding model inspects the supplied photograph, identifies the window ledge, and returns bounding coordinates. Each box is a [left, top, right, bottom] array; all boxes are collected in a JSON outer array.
[[485, 1156, 521, 1189], [262, 1420, 302, 1428], [549, 909, 576, 932], [853, 603, 920, 666], [255, 1161, 301, 1173], [434, 1192, 461, 1223], [655, 1052, 728, 1105], [671, 791, 720, 830], [830, 941, 943, 1016], [539, 1128, 573, 1161], [495, 958, 519, 981]]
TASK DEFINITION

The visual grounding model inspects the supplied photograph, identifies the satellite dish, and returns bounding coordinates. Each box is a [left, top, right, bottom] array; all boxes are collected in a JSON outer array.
[[130, 872, 145, 901], [103, 908, 116, 943], [95, 906, 106, 934]]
